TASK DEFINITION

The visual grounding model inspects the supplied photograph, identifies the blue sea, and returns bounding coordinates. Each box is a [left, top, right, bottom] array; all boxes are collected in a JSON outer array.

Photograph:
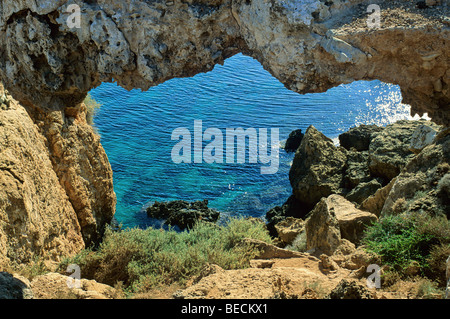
[[90, 53, 425, 229]]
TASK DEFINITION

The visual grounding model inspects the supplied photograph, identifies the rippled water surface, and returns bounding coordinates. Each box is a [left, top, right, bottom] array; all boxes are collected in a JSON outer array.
[[91, 53, 424, 228]]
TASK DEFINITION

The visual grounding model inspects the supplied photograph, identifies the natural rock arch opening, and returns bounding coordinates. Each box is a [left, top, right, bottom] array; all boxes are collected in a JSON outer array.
[[87, 53, 425, 228]]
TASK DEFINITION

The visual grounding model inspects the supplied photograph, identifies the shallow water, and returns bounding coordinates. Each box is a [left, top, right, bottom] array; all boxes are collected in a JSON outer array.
[[90, 53, 425, 228]]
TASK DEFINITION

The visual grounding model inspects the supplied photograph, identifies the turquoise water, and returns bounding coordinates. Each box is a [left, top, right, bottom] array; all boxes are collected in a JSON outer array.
[[90, 53, 423, 228]]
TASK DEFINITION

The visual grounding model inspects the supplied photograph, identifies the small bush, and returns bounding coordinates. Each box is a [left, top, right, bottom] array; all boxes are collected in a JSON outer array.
[[362, 212, 450, 278], [59, 217, 272, 295]]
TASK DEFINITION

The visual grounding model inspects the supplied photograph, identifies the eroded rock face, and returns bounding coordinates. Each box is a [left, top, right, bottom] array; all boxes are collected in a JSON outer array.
[[0, 83, 115, 266], [0, 0, 448, 125]]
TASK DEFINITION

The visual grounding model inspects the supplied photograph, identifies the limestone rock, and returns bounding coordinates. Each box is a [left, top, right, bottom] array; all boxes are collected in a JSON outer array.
[[306, 195, 377, 255], [360, 177, 397, 217], [339, 124, 384, 152], [380, 129, 450, 217], [289, 125, 347, 211], [30, 272, 118, 299], [0, 83, 115, 266], [345, 179, 382, 205], [409, 123, 440, 154], [240, 238, 308, 259], [368, 120, 430, 182], [274, 217, 305, 246], [0, 1, 448, 125], [343, 150, 371, 189], [0, 272, 33, 299]]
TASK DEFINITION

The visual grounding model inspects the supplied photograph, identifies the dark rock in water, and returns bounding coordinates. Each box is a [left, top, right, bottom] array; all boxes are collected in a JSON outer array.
[[338, 124, 384, 152], [146, 199, 220, 230], [284, 129, 304, 152]]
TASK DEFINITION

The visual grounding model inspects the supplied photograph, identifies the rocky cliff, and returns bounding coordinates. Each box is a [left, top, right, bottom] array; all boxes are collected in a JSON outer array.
[[0, 83, 115, 267], [0, 0, 448, 125]]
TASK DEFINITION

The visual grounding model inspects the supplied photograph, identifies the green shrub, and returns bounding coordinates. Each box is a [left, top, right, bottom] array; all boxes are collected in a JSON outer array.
[[362, 212, 449, 278], [59, 217, 272, 295]]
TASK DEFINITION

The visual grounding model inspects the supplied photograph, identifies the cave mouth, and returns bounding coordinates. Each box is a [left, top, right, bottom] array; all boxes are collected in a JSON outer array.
[[88, 53, 428, 229]]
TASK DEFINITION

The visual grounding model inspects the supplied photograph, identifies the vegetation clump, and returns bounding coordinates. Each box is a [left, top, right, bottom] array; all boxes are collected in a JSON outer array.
[[59, 217, 273, 295]]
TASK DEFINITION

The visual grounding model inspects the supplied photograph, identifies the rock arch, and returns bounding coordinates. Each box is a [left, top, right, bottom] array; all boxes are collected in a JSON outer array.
[[0, 0, 448, 125]]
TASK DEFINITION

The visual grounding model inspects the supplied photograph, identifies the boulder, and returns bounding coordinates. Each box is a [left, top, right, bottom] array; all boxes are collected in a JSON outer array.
[[0, 272, 33, 299], [239, 238, 309, 259], [284, 129, 304, 152], [289, 126, 347, 211], [343, 150, 371, 189], [345, 179, 382, 205], [327, 279, 374, 299], [409, 123, 440, 154], [146, 199, 220, 230], [274, 217, 305, 246], [30, 272, 119, 299], [368, 120, 430, 182], [306, 195, 377, 255], [359, 177, 397, 217], [380, 130, 449, 217], [339, 124, 384, 152]]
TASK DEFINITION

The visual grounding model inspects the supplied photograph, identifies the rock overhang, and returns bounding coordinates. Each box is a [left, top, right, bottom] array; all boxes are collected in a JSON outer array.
[[0, 0, 448, 125]]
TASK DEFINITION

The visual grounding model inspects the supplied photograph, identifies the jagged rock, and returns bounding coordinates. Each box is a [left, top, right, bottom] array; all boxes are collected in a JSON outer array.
[[380, 129, 450, 217], [274, 217, 305, 246], [0, 83, 114, 266], [368, 120, 431, 182], [30, 272, 119, 299], [409, 123, 440, 154], [146, 200, 220, 230], [359, 177, 397, 217], [345, 179, 382, 205], [305, 195, 377, 255], [240, 238, 309, 259], [284, 129, 304, 152], [343, 150, 371, 189], [289, 125, 347, 211], [0, 272, 33, 299], [0, 1, 448, 126], [265, 194, 307, 237], [339, 124, 384, 152], [327, 279, 374, 299]]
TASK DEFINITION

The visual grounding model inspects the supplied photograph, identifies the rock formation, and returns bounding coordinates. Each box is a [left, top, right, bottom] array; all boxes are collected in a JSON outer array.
[[0, 0, 448, 125], [0, 83, 115, 266], [146, 199, 220, 230]]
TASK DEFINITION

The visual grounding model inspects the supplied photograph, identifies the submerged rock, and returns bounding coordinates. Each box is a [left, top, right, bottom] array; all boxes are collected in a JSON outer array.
[[146, 200, 220, 230]]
